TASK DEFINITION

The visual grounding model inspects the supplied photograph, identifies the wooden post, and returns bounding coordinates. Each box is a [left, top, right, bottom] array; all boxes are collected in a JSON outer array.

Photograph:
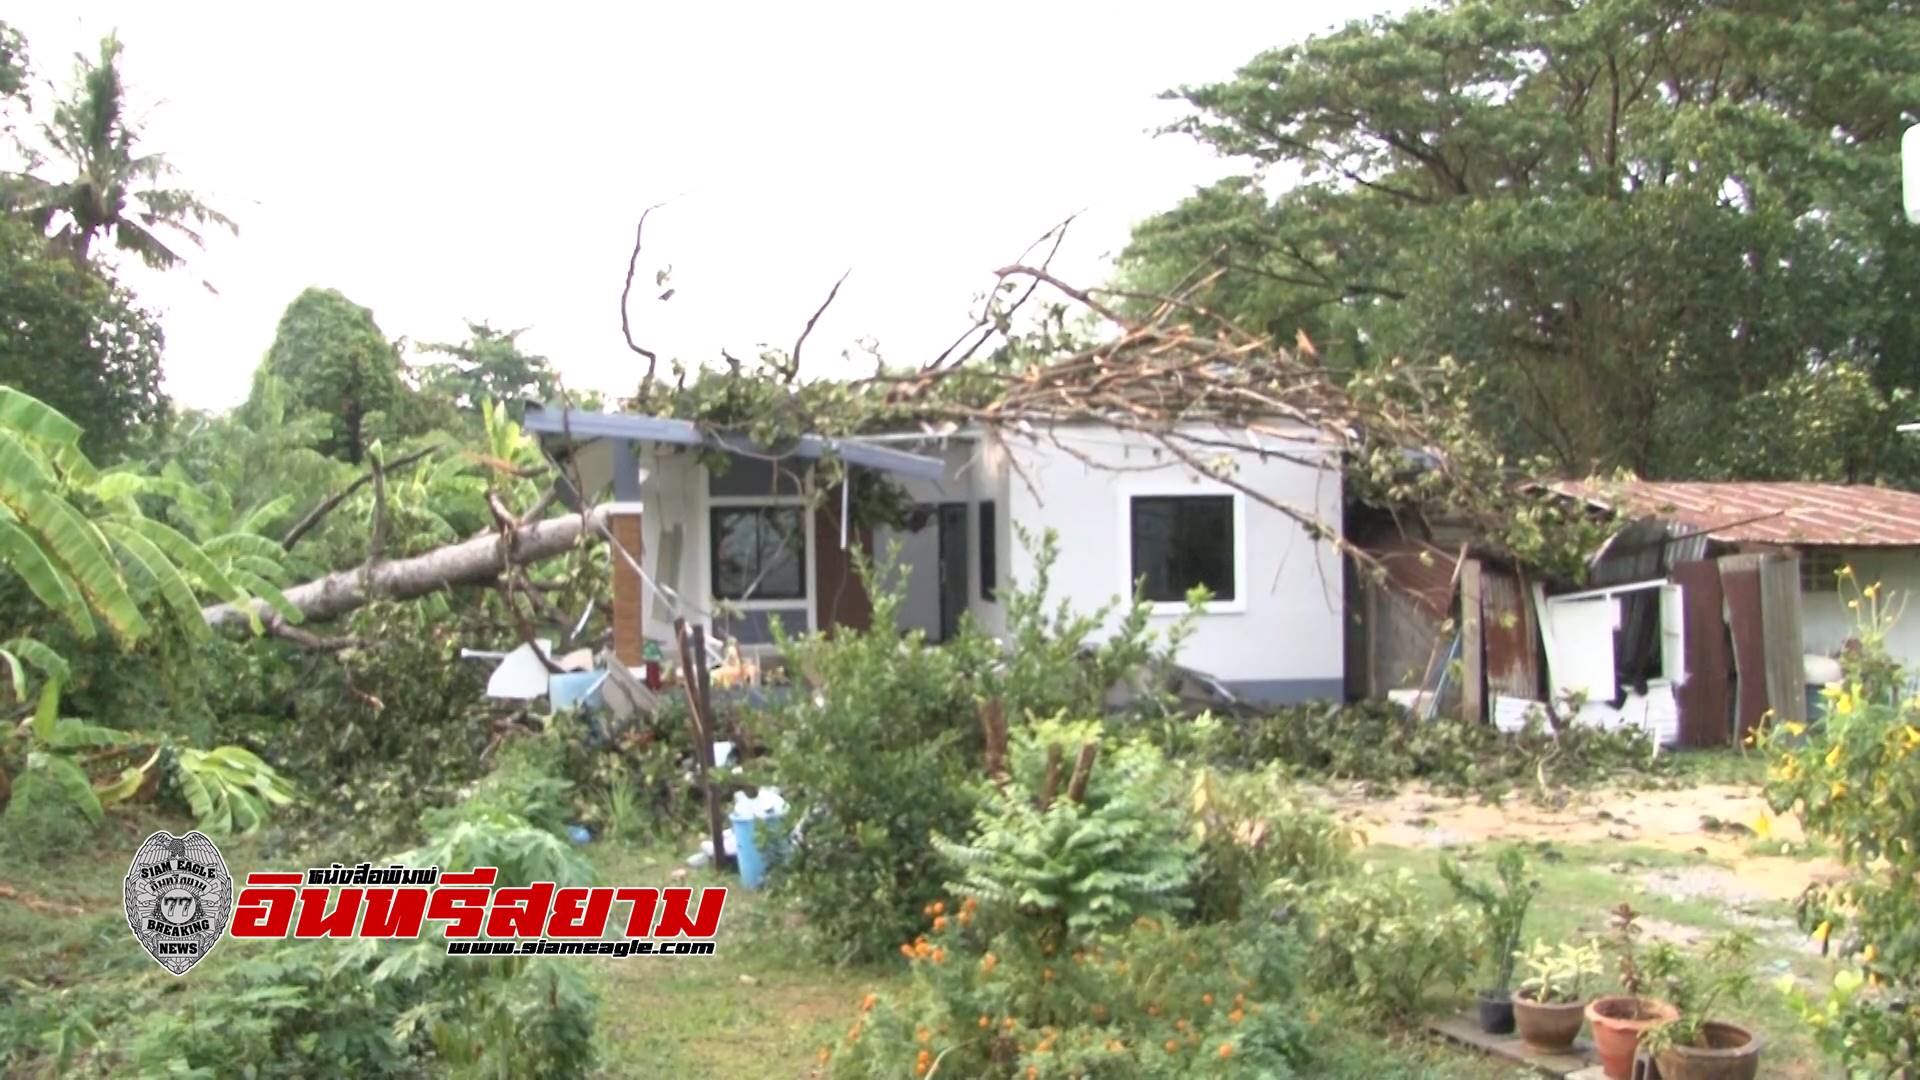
[[1460, 558, 1485, 725], [675, 618, 732, 871]]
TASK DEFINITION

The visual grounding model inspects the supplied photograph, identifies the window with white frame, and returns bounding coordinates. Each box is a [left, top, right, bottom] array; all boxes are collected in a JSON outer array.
[[1128, 494, 1237, 603], [710, 506, 806, 601]]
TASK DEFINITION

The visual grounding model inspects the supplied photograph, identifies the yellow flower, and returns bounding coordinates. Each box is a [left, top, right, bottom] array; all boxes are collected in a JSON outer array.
[[1827, 742, 1846, 768], [1785, 722, 1806, 737], [1831, 780, 1848, 799], [1840, 564, 1855, 578], [1753, 813, 1773, 839], [1865, 944, 1879, 964], [1815, 920, 1833, 946], [1865, 582, 1881, 600]]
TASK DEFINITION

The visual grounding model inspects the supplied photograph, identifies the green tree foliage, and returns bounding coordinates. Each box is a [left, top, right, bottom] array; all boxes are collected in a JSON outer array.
[[0, 387, 299, 840], [0, 215, 166, 458], [1124, 0, 1920, 480], [2, 34, 234, 269], [250, 287, 410, 465], [419, 320, 559, 416]]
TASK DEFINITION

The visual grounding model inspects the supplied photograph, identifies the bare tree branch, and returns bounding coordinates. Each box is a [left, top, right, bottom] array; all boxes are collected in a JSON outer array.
[[782, 269, 850, 383], [621, 203, 667, 392]]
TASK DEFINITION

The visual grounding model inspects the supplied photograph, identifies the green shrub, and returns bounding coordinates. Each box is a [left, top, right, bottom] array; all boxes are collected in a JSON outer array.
[[826, 725, 1306, 1079], [1763, 573, 1920, 1072], [1184, 765, 1359, 923], [936, 720, 1195, 942], [1275, 863, 1478, 1019], [763, 534, 1192, 964]]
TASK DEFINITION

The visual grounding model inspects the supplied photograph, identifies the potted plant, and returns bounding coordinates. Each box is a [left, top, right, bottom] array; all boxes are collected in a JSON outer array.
[[1642, 934, 1764, 1080], [1585, 903, 1680, 1079], [1440, 846, 1540, 1034], [1512, 939, 1603, 1051]]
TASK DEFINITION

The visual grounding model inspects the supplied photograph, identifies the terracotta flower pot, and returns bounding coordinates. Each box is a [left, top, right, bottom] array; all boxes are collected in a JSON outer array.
[[1653, 1021, 1763, 1080], [1512, 988, 1587, 1051], [1476, 987, 1516, 1035], [1586, 995, 1678, 1080]]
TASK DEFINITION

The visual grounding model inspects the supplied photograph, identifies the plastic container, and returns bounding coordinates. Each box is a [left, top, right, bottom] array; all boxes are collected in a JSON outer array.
[[548, 671, 608, 712], [730, 811, 787, 889]]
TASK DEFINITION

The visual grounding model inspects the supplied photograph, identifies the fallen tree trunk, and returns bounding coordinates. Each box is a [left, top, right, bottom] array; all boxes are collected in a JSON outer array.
[[204, 506, 610, 630]]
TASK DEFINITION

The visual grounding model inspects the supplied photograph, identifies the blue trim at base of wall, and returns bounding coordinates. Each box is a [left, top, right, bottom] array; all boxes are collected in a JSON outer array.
[[1223, 678, 1345, 706]]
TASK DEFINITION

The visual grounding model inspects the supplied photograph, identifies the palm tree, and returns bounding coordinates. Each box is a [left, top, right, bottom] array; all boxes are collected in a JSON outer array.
[[3, 35, 233, 270]]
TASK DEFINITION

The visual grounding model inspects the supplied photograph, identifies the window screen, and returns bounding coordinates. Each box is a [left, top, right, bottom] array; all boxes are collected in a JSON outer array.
[[1129, 495, 1235, 603]]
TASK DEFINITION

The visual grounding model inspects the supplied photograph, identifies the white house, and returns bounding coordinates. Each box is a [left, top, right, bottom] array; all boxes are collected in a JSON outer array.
[[524, 408, 1346, 706]]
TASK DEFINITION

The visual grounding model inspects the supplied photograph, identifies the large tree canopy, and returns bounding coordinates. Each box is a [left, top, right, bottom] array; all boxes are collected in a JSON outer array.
[[418, 320, 558, 417], [250, 287, 408, 465], [1123, 0, 1920, 481], [0, 215, 166, 458]]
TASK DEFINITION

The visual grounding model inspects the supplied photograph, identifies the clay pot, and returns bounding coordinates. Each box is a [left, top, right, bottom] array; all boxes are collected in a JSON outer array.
[[1476, 988, 1516, 1035], [1512, 988, 1587, 1051], [1653, 1021, 1763, 1080], [1586, 995, 1679, 1080]]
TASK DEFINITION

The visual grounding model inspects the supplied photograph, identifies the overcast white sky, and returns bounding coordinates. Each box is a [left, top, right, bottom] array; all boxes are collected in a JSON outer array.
[[11, 2, 1389, 410]]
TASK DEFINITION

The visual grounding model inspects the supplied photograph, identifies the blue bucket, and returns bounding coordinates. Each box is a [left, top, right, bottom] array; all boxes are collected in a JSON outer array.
[[729, 812, 787, 889]]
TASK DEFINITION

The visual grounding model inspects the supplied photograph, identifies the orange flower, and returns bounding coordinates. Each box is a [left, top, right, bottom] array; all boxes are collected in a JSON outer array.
[[818, 1046, 831, 1065], [900, 943, 914, 959], [861, 992, 878, 1012], [1164, 1039, 1180, 1053], [1218, 1043, 1234, 1059], [1229, 1008, 1245, 1025], [931, 947, 948, 964], [1026, 1069, 1037, 1080], [1002, 1016, 1018, 1032], [1042, 967, 1055, 982], [981, 953, 999, 974], [933, 915, 949, 932], [1174, 1018, 1189, 1032], [916, 1027, 932, 1044], [931, 900, 946, 915], [1202, 993, 1214, 1006], [979, 1014, 992, 1029], [914, 1048, 932, 1077], [1146, 1003, 1161, 1017], [957, 910, 972, 926]]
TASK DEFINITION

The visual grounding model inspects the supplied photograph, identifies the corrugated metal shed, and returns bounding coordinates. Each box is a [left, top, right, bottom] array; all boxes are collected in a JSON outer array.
[[1555, 480, 1920, 547]]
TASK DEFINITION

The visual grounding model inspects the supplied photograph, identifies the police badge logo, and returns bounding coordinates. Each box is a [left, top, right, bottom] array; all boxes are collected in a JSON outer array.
[[124, 830, 232, 975]]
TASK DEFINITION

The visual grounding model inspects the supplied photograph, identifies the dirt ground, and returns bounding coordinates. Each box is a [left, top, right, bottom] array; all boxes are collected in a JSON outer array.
[[1320, 781, 1845, 904]]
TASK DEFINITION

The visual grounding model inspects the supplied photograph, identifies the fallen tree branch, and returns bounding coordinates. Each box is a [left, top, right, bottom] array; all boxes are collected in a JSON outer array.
[[207, 505, 611, 630], [281, 445, 437, 551]]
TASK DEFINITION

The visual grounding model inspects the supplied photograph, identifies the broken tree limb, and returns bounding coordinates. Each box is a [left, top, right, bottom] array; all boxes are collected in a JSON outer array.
[[205, 506, 611, 630], [280, 445, 438, 552]]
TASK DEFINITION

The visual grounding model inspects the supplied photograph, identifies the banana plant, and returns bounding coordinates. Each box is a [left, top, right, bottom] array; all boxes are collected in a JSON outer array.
[[13, 679, 294, 835], [0, 386, 299, 834]]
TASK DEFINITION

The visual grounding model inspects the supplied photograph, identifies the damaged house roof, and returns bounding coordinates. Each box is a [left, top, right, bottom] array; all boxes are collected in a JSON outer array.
[[521, 406, 948, 482], [1553, 480, 1920, 547]]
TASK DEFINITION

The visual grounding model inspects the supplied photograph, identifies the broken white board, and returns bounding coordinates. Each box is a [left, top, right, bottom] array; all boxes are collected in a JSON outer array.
[[1541, 596, 1619, 705], [486, 639, 555, 699]]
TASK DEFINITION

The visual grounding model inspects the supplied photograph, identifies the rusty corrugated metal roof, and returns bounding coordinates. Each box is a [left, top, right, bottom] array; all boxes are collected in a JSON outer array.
[[1554, 480, 1920, 547]]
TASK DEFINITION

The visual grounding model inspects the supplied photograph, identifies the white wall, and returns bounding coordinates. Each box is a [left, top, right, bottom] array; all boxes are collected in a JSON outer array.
[[996, 422, 1344, 703], [1800, 549, 1920, 667]]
